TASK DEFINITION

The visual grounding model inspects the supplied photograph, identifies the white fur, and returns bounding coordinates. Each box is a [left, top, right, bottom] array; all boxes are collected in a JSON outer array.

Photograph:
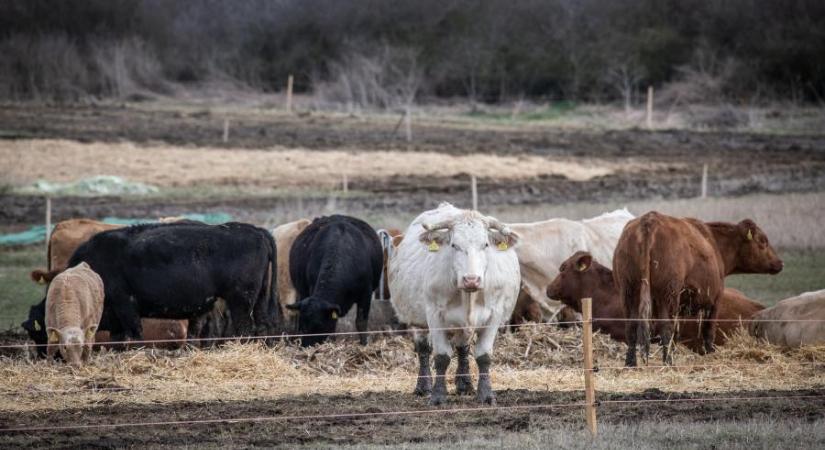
[[388, 203, 521, 357], [509, 208, 634, 312]]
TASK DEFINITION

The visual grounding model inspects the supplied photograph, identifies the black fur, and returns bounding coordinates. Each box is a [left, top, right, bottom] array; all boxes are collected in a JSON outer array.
[[288, 215, 382, 346], [24, 221, 277, 347]]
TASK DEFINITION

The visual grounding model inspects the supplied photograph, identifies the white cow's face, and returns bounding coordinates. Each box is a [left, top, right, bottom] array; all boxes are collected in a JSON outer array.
[[419, 215, 519, 292], [449, 220, 489, 291]]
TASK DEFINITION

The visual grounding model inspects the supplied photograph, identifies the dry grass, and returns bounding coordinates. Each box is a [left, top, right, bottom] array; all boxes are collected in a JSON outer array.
[[0, 139, 669, 189], [1, 326, 822, 413]]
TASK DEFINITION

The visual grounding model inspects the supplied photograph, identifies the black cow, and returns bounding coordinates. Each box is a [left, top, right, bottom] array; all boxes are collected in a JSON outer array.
[[23, 221, 277, 348], [287, 215, 383, 346]]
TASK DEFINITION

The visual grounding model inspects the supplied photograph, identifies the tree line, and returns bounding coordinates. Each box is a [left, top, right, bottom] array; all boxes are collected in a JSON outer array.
[[1, 0, 823, 105]]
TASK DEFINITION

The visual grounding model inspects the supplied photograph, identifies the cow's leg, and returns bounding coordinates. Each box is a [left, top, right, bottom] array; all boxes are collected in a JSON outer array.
[[701, 300, 719, 355], [224, 292, 255, 338], [454, 343, 475, 395], [429, 327, 453, 406], [110, 292, 143, 347], [187, 313, 208, 346], [412, 331, 432, 396], [356, 293, 372, 346], [474, 322, 498, 405], [622, 284, 639, 367], [658, 309, 675, 366]]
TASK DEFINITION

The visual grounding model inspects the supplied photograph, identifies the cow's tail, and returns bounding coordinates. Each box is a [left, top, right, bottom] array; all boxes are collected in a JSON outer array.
[[30, 228, 56, 285], [637, 216, 655, 363], [260, 229, 279, 336]]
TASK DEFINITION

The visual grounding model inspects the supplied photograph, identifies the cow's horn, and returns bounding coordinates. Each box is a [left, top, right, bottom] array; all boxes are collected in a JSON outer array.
[[486, 217, 511, 235], [422, 220, 453, 231]]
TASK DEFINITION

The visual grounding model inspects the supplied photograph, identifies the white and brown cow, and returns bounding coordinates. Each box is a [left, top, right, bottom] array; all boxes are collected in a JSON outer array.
[[45, 262, 104, 366], [750, 290, 825, 347], [272, 218, 312, 319], [510, 209, 634, 315], [389, 202, 521, 405]]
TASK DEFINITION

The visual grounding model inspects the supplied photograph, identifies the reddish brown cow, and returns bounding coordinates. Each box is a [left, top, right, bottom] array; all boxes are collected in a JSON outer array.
[[613, 212, 782, 366], [508, 288, 544, 329], [547, 251, 766, 351], [31, 219, 122, 283]]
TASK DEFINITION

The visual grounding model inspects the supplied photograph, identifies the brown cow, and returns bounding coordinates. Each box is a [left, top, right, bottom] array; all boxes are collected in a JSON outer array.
[[613, 212, 782, 366], [272, 218, 312, 318], [508, 288, 544, 329], [31, 219, 121, 283], [547, 251, 765, 351], [45, 262, 104, 366], [94, 318, 189, 349]]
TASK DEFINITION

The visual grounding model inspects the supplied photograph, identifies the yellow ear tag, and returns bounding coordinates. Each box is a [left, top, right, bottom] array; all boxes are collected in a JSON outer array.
[[48, 330, 59, 343], [34, 320, 41, 331], [747, 229, 753, 241], [497, 241, 509, 251], [38, 276, 46, 285], [428, 241, 440, 252], [331, 311, 339, 320], [578, 263, 587, 271]]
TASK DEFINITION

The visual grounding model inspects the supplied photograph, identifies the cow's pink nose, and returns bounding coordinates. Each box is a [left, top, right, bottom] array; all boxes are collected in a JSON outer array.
[[462, 275, 481, 290]]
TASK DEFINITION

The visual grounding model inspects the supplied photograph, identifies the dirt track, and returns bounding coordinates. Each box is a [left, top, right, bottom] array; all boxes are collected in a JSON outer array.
[[1, 104, 825, 225], [1, 388, 822, 448]]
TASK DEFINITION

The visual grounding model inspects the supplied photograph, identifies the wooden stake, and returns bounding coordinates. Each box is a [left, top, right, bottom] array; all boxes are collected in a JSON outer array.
[[342, 173, 349, 194], [471, 175, 478, 210], [222, 118, 229, 143], [582, 297, 598, 436], [701, 163, 708, 199], [646, 86, 654, 129], [286, 74, 294, 112], [404, 106, 412, 142], [44, 196, 52, 254]]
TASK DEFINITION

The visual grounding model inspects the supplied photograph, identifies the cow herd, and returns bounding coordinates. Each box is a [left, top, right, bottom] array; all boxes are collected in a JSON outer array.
[[18, 202, 825, 406]]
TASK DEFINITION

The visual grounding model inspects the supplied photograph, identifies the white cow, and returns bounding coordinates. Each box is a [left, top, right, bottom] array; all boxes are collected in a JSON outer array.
[[389, 202, 521, 405], [510, 209, 634, 314]]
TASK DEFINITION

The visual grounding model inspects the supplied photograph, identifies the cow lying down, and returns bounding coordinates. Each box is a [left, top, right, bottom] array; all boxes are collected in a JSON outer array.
[[547, 251, 765, 352], [45, 262, 104, 366], [389, 202, 520, 405], [750, 290, 825, 347]]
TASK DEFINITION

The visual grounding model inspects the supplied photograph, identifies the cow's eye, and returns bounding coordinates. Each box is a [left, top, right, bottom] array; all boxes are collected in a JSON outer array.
[[451, 243, 459, 250], [483, 242, 489, 249]]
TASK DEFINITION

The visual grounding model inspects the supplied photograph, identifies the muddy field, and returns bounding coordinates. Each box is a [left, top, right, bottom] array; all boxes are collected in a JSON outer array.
[[2, 388, 823, 448], [1, 104, 825, 225]]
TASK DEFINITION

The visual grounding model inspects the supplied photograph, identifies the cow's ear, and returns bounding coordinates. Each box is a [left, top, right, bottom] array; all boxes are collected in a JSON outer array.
[[85, 325, 97, 341], [489, 230, 520, 251], [47, 328, 60, 343], [576, 254, 593, 272], [738, 219, 757, 241], [418, 229, 449, 250], [285, 302, 302, 311]]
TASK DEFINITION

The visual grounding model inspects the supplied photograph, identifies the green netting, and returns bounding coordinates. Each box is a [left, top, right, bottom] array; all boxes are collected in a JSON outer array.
[[21, 176, 159, 196], [0, 213, 233, 246]]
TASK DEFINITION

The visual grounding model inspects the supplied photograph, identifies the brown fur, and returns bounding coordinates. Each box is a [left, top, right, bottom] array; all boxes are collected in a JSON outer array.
[[45, 262, 104, 365], [94, 319, 188, 349], [31, 219, 123, 284], [272, 218, 312, 317], [613, 212, 782, 366], [508, 288, 543, 329], [547, 251, 765, 350]]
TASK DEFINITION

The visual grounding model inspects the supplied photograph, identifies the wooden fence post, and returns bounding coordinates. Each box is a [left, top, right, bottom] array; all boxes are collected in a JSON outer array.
[[222, 118, 229, 143], [44, 196, 52, 254], [471, 175, 478, 210], [646, 86, 654, 130], [286, 74, 294, 113], [701, 163, 708, 199], [582, 297, 598, 436], [342, 173, 349, 194], [404, 106, 412, 142]]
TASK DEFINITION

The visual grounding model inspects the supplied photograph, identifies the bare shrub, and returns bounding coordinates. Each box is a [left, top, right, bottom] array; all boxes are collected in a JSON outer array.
[[314, 44, 423, 112], [89, 37, 168, 98], [0, 33, 90, 101]]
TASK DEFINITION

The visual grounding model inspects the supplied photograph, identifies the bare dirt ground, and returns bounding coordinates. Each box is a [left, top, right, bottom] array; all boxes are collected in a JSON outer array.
[[1, 103, 824, 225], [2, 388, 823, 448]]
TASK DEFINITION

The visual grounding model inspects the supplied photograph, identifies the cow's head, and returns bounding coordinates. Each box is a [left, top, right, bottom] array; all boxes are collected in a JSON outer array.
[[419, 214, 519, 292], [733, 219, 783, 274], [48, 325, 94, 367], [286, 297, 341, 347], [546, 251, 614, 313], [21, 298, 48, 358]]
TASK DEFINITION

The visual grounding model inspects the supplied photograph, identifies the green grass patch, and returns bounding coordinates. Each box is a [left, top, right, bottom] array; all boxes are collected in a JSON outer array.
[[465, 101, 578, 122], [0, 245, 45, 330], [726, 249, 825, 307]]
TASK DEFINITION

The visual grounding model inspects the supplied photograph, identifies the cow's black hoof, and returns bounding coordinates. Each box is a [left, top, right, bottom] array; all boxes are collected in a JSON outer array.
[[455, 375, 475, 395], [429, 392, 447, 406], [477, 390, 496, 406]]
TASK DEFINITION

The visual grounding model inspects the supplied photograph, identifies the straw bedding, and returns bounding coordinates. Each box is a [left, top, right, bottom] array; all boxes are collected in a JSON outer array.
[[0, 325, 822, 413]]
